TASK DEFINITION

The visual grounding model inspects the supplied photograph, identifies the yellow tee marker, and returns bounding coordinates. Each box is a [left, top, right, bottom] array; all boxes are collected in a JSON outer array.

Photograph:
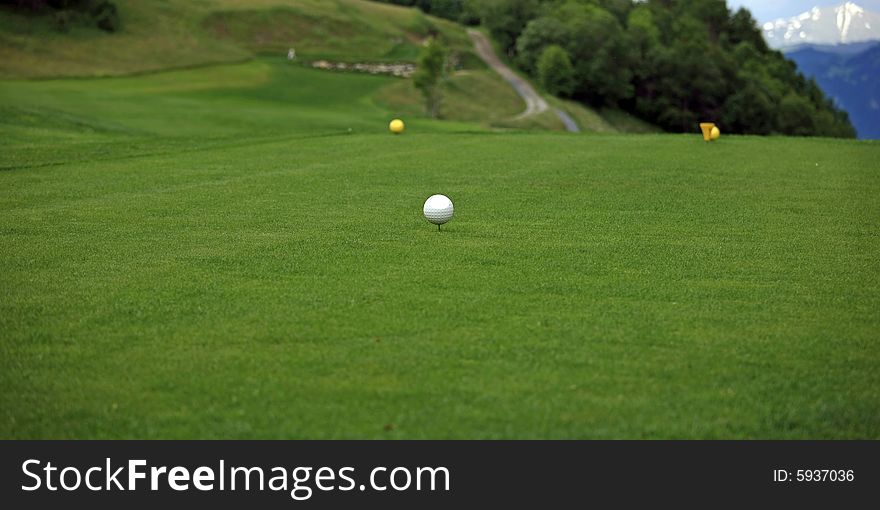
[[699, 122, 716, 142]]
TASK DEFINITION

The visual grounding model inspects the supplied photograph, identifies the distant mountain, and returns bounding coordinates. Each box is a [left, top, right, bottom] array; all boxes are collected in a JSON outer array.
[[786, 42, 880, 138], [762, 2, 880, 49], [783, 40, 879, 54]]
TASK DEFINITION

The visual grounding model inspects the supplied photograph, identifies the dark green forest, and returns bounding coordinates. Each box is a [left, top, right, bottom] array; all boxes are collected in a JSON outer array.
[[376, 0, 856, 137]]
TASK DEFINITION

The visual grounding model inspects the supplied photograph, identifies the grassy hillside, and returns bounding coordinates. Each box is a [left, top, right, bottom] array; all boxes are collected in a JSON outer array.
[[1, 55, 879, 438], [376, 69, 524, 125], [0, 0, 533, 131], [0, 0, 661, 134], [201, 0, 474, 63], [0, 0, 475, 79]]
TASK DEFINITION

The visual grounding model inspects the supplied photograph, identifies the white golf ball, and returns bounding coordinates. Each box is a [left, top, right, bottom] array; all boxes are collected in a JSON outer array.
[[423, 194, 454, 225]]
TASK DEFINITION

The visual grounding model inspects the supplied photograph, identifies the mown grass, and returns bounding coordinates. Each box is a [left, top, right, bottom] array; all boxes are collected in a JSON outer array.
[[0, 58, 479, 171], [1, 57, 878, 439]]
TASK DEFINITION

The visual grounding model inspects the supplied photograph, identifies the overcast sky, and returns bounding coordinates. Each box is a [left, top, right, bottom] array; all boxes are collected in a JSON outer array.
[[726, 0, 880, 21]]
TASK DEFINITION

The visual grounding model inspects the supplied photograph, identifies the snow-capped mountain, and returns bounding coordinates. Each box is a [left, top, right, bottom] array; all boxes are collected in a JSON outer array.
[[762, 2, 880, 49]]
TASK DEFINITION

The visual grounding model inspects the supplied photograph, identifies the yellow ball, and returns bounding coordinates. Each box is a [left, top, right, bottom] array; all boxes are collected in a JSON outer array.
[[389, 119, 405, 134], [710, 126, 720, 140]]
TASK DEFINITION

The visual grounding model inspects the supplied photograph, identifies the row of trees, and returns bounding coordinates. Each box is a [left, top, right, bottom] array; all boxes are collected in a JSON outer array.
[[376, 0, 855, 137]]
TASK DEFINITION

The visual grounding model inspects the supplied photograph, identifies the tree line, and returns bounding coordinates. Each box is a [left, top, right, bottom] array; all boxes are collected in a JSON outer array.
[[375, 0, 856, 137]]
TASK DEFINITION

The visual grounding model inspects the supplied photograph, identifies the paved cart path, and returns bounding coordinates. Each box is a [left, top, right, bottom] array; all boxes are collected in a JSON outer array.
[[467, 29, 579, 133]]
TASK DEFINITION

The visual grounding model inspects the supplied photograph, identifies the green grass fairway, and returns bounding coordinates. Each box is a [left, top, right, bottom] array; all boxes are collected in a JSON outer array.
[[2, 57, 879, 439]]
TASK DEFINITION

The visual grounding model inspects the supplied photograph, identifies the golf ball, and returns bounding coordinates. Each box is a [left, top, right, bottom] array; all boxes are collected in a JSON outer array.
[[710, 126, 720, 140], [389, 119, 405, 134], [423, 194, 454, 225]]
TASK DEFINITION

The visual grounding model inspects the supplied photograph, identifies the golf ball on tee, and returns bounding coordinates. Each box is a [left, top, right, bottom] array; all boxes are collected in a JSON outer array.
[[423, 194, 454, 225]]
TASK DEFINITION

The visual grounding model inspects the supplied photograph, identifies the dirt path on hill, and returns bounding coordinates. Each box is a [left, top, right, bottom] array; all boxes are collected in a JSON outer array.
[[467, 29, 579, 133]]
